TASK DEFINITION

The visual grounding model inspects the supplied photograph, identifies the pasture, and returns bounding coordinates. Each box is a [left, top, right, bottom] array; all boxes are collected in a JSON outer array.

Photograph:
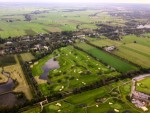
[[32, 46, 120, 96], [76, 43, 138, 73], [20, 53, 35, 62], [22, 79, 142, 113], [88, 36, 150, 68], [136, 77, 150, 95]]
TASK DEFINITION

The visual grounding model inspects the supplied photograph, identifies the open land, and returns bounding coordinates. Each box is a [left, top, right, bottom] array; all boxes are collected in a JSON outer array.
[[22, 79, 143, 113], [2, 55, 32, 100], [136, 77, 150, 95], [75, 42, 138, 73], [87, 35, 150, 68], [32, 46, 120, 96], [20, 53, 35, 62]]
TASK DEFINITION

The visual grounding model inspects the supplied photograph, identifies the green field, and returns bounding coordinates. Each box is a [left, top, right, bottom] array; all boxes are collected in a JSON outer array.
[[76, 42, 138, 73], [0, 5, 126, 38], [32, 46, 120, 96], [22, 79, 142, 113], [88, 36, 150, 68], [136, 77, 150, 95], [20, 53, 35, 62]]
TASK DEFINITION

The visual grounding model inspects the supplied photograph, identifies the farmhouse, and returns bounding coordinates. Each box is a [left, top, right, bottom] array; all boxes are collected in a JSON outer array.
[[105, 46, 116, 52]]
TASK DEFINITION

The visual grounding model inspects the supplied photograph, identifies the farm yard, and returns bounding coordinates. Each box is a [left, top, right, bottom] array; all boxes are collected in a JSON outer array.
[[22, 79, 142, 113], [75, 42, 138, 73], [87, 35, 150, 68], [31, 46, 120, 96]]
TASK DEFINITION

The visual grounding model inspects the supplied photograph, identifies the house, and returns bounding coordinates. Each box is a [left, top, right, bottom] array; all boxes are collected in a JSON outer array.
[[105, 46, 116, 52], [141, 106, 148, 112], [0, 50, 5, 55]]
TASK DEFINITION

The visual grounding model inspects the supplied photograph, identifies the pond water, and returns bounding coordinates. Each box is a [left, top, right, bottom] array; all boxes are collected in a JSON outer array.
[[0, 92, 26, 107], [0, 78, 15, 94], [0, 74, 26, 107], [40, 58, 60, 80]]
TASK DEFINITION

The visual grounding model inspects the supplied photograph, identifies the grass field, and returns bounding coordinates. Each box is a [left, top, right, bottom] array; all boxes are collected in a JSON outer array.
[[0, 55, 16, 67], [136, 77, 150, 95], [20, 53, 35, 62], [32, 46, 120, 96], [0, 5, 126, 38], [22, 79, 142, 113], [76, 42, 138, 73], [88, 36, 150, 68]]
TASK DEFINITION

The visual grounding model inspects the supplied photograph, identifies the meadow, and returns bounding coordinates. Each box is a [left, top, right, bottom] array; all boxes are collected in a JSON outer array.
[[22, 79, 142, 113], [32, 46, 120, 96], [88, 35, 150, 68], [20, 52, 35, 62], [76, 42, 138, 73], [136, 77, 150, 95]]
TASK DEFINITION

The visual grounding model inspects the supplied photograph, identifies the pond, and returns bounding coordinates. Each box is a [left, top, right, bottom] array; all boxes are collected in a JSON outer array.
[[0, 74, 26, 107], [0, 78, 15, 94], [40, 58, 60, 80]]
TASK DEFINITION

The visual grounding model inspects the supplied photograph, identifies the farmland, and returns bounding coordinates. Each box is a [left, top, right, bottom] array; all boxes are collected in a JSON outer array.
[[76, 42, 138, 73], [0, 4, 126, 38], [88, 35, 150, 68], [0, 55, 16, 67], [20, 53, 35, 62], [2, 55, 33, 100], [32, 46, 120, 96], [22, 79, 142, 113]]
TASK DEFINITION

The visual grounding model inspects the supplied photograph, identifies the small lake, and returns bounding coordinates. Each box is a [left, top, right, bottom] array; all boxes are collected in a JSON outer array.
[[0, 74, 26, 107], [137, 24, 150, 29], [0, 92, 26, 107], [40, 58, 60, 80], [0, 78, 15, 94]]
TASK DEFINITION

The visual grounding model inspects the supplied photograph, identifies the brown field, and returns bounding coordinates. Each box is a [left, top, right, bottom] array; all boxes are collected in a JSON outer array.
[[3, 55, 32, 100]]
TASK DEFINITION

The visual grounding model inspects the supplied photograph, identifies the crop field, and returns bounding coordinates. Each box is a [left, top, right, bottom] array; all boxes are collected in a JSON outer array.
[[88, 36, 150, 68], [20, 52, 35, 62], [89, 38, 122, 47], [136, 77, 150, 95], [22, 79, 142, 113], [0, 55, 16, 67], [0, 5, 126, 38], [76, 43, 138, 73], [32, 46, 120, 96]]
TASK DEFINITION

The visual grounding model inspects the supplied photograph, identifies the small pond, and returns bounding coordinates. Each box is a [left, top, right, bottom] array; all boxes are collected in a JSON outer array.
[[0, 74, 26, 107], [40, 58, 60, 80]]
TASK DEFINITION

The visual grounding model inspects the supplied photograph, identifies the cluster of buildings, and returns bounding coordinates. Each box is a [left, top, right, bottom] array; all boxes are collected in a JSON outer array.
[[131, 74, 150, 112]]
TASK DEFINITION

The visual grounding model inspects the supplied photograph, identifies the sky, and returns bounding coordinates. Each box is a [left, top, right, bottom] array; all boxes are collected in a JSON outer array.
[[0, 0, 150, 4]]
